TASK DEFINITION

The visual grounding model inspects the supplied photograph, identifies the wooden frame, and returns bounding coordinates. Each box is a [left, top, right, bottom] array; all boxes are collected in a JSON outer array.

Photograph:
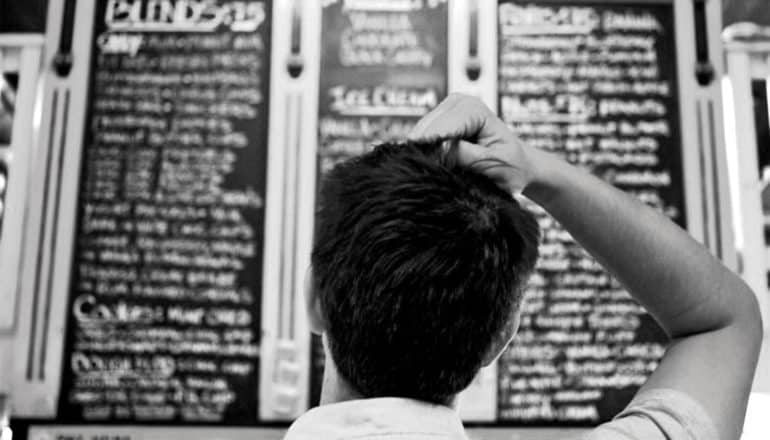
[[258, 0, 320, 421], [0, 35, 45, 393], [8, 0, 95, 418], [723, 36, 770, 331]]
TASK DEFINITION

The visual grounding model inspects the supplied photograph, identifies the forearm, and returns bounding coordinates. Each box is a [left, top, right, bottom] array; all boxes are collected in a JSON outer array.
[[409, 92, 763, 439], [522, 149, 761, 338]]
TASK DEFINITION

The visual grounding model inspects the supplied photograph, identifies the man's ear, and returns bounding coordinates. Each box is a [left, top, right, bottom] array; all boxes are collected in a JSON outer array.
[[305, 266, 326, 335], [481, 310, 521, 366]]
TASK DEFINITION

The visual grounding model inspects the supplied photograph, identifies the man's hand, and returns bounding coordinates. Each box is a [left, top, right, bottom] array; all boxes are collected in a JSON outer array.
[[409, 94, 543, 194], [412, 93, 762, 440]]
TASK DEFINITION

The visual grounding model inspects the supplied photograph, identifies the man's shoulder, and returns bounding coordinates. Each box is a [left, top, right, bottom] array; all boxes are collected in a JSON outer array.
[[283, 390, 717, 440], [284, 397, 468, 440], [581, 389, 719, 440]]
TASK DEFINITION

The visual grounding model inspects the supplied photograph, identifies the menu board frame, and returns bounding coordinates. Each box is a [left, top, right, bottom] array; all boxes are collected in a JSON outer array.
[[495, 0, 679, 425], [487, 0, 737, 426], [723, 44, 770, 331], [256, 0, 324, 422], [7, 0, 101, 418], [0, 37, 45, 339], [51, 0, 276, 425]]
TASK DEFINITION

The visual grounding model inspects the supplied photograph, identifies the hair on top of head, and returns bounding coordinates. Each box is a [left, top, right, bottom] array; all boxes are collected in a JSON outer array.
[[312, 140, 540, 404]]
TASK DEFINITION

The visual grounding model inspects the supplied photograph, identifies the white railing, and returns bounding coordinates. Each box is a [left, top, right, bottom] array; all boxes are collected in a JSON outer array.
[[0, 31, 45, 437], [722, 28, 770, 332]]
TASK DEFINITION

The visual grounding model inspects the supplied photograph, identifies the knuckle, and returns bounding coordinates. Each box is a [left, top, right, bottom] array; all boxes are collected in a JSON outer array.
[[448, 92, 476, 103], [447, 93, 490, 113]]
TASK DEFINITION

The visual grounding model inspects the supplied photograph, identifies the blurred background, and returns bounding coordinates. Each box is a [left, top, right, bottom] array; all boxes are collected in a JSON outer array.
[[0, 0, 768, 439]]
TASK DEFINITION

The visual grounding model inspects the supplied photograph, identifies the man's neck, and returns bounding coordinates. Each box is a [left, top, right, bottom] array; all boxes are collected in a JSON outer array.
[[319, 354, 364, 405], [318, 354, 458, 408], [317, 335, 459, 407]]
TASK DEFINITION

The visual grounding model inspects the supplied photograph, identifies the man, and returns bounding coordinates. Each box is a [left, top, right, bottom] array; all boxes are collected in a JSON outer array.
[[286, 95, 763, 439]]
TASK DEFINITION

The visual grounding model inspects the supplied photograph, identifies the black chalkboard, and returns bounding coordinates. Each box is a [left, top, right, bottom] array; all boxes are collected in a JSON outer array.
[[58, 0, 272, 424], [310, 0, 449, 406], [496, 0, 681, 425], [315, 0, 449, 173]]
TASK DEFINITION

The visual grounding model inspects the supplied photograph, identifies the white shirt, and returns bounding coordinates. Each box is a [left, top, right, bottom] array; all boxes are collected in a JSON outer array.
[[284, 389, 718, 440]]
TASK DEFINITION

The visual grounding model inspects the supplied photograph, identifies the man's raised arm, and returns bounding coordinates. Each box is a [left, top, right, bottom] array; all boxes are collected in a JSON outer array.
[[411, 94, 764, 440]]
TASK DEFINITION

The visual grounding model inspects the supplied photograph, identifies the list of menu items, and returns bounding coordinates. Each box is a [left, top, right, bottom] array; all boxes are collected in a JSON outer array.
[[309, 0, 449, 406], [497, 1, 683, 424], [58, 0, 272, 424], [316, 0, 449, 174]]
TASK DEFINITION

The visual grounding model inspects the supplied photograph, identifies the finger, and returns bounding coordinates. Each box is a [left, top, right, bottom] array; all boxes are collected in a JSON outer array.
[[409, 94, 478, 141], [408, 95, 465, 140], [455, 140, 486, 167], [456, 141, 521, 193], [408, 96, 456, 139]]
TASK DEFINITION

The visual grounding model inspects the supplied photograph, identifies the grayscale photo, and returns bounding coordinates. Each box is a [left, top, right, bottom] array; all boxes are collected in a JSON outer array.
[[0, 1, 768, 440]]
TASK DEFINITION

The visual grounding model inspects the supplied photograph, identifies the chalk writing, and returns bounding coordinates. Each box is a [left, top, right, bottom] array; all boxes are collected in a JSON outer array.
[[58, 0, 272, 425], [497, 1, 682, 424], [316, 0, 447, 173]]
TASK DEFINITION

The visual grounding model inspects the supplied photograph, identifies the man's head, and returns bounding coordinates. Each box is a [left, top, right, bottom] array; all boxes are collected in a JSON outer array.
[[308, 140, 540, 404]]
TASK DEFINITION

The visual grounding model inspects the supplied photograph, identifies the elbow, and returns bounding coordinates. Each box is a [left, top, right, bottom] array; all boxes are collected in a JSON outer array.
[[737, 286, 764, 353], [749, 303, 764, 365], [751, 297, 764, 347]]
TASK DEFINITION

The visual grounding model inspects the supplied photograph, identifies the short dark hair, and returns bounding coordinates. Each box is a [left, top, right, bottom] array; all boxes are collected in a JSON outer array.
[[312, 141, 540, 403]]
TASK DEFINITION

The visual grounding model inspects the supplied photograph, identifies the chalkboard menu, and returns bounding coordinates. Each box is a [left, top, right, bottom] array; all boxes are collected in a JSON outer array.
[[316, 0, 449, 173], [310, 0, 449, 405], [497, 1, 682, 424], [58, 0, 272, 424]]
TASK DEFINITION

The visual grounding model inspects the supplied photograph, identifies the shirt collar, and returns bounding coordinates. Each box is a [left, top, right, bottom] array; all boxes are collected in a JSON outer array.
[[284, 397, 468, 440]]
